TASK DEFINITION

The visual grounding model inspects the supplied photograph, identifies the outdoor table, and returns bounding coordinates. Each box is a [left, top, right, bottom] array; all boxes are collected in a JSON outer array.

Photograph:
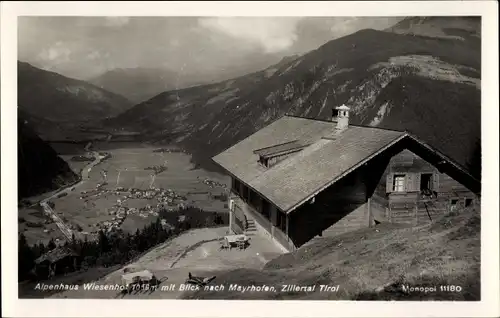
[[224, 234, 248, 243]]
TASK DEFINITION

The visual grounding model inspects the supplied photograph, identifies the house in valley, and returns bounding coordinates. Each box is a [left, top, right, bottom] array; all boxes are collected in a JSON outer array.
[[212, 105, 481, 252], [34, 246, 80, 278]]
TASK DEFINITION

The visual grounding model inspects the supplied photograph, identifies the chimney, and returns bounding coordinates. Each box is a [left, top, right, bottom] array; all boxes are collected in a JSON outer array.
[[333, 104, 350, 131]]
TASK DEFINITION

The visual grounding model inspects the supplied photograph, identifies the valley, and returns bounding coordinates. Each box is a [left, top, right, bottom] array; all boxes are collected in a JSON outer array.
[[18, 142, 230, 246]]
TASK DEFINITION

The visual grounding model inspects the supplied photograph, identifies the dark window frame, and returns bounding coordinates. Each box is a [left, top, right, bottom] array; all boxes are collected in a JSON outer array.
[[420, 173, 434, 191]]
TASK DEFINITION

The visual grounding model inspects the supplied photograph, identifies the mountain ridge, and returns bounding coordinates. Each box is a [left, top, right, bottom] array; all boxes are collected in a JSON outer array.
[[18, 61, 133, 124], [88, 67, 199, 104], [18, 115, 80, 199], [106, 18, 480, 178]]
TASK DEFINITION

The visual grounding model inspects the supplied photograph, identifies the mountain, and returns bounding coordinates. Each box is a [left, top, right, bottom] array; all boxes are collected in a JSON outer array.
[[18, 62, 133, 124], [89, 68, 204, 104], [387, 16, 481, 40], [18, 115, 80, 199], [107, 17, 481, 177]]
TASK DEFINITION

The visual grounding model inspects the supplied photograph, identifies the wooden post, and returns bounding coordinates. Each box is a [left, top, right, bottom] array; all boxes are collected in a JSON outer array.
[[367, 198, 372, 227], [386, 207, 391, 223], [414, 202, 418, 225], [286, 214, 289, 238], [228, 199, 233, 234]]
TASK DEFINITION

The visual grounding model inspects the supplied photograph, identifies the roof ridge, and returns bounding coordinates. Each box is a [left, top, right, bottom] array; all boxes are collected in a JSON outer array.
[[253, 139, 300, 153], [283, 114, 406, 133]]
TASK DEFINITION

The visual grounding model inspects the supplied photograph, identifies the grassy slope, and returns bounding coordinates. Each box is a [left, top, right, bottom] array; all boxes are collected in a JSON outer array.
[[184, 206, 480, 300]]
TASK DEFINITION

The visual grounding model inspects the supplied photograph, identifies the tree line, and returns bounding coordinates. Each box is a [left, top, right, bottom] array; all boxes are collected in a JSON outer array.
[[19, 206, 229, 282]]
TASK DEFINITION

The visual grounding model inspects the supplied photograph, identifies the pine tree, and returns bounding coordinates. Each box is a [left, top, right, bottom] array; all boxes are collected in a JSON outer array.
[[47, 238, 56, 250], [97, 230, 109, 254], [18, 233, 35, 281], [38, 242, 46, 256]]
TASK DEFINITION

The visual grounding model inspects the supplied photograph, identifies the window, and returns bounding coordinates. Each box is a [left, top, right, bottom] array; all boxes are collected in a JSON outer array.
[[232, 178, 241, 195], [465, 198, 473, 207], [450, 199, 459, 212], [420, 173, 433, 191], [393, 174, 406, 192], [258, 156, 269, 167], [275, 211, 286, 232], [261, 199, 270, 220]]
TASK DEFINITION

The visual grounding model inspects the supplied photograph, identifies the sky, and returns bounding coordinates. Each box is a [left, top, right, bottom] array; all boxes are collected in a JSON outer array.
[[18, 16, 402, 81]]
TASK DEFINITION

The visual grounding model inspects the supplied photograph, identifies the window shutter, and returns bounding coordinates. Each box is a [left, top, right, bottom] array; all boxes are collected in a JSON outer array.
[[414, 173, 421, 192], [406, 173, 414, 192], [386, 173, 394, 193], [432, 173, 440, 191]]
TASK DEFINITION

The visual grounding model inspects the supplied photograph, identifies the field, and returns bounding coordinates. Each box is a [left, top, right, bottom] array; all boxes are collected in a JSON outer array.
[[18, 206, 66, 245], [18, 142, 230, 244]]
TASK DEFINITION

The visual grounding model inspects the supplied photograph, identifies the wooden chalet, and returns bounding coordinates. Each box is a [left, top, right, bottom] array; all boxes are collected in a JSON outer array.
[[212, 105, 480, 252], [34, 246, 80, 278]]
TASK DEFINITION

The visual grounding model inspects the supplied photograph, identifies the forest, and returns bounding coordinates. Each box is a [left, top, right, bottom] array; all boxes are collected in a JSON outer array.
[[18, 206, 229, 282]]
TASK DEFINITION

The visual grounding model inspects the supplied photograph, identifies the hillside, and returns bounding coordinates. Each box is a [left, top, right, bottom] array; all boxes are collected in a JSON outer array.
[[388, 16, 481, 40], [89, 68, 206, 104], [184, 206, 480, 300], [107, 17, 481, 177], [18, 116, 80, 199], [18, 62, 133, 124]]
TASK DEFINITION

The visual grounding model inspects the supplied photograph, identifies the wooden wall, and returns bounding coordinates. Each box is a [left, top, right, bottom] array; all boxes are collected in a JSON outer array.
[[227, 142, 478, 249], [321, 202, 369, 238], [288, 167, 369, 247], [370, 194, 389, 223], [230, 195, 246, 234], [266, 150, 301, 168], [379, 149, 478, 225]]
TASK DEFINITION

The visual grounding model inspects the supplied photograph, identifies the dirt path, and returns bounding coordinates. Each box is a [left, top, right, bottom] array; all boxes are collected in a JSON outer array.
[[40, 151, 106, 241]]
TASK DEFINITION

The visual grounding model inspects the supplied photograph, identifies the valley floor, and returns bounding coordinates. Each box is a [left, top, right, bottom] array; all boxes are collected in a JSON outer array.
[[18, 142, 230, 245]]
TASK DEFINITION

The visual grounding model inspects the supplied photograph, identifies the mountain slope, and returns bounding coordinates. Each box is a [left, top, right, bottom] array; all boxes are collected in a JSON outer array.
[[107, 17, 481, 177], [18, 116, 80, 199], [18, 62, 133, 124], [387, 16, 481, 40], [89, 68, 204, 104]]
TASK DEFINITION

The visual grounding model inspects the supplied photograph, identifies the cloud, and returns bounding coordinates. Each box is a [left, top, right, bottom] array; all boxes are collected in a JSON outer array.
[[86, 50, 101, 60], [37, 41, 72, 63], [198, 17, 303, 53], [104, 17, 130, 28]]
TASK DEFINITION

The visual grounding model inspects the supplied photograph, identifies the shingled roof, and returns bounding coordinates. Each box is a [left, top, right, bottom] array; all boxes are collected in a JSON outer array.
[[213, 115, 406, 212], [35, 246, 78, 264], [213, 114, 480, 213], [254, 140, 310, 158]]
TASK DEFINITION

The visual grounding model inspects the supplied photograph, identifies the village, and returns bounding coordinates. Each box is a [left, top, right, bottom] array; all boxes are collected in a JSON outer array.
[[49, 173, 229, 239]]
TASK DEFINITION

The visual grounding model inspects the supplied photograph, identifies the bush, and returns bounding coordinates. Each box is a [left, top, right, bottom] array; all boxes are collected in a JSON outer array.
[[25, 221, 43, 228]]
